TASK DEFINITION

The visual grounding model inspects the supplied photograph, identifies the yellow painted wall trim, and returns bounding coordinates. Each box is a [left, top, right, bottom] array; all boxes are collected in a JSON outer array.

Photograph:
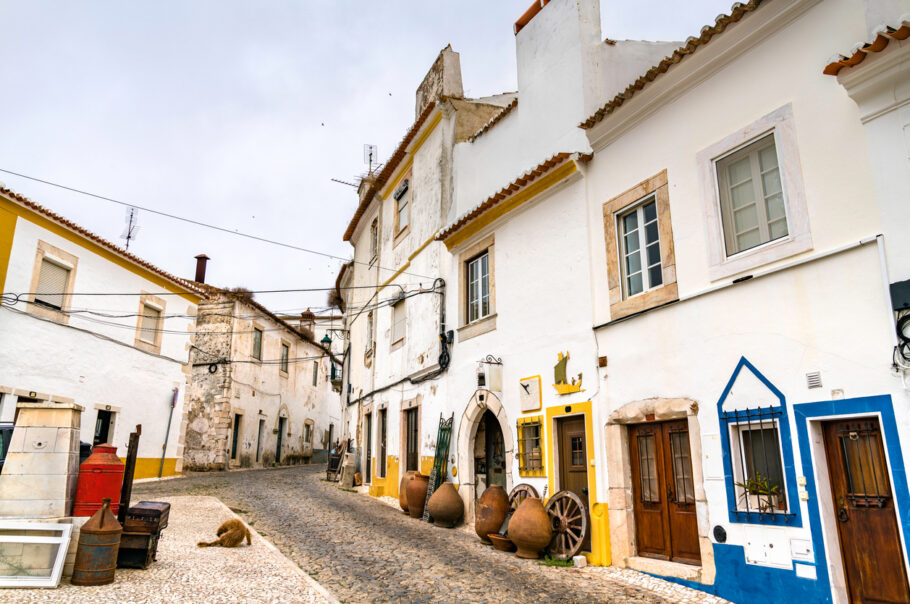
[[517, 414, 546, 478], [379, 108, 442, 200], [122, 457, 180, 480], [376, 232, 439, 293], [0, 206, 17, 292], [1, 197, 200, 304], [443, 161, 579, 250], [544, 400, 611, 567]]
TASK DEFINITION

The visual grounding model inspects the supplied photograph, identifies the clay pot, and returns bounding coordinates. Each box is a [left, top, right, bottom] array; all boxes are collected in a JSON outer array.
[[508, 497, 553, 559], [474, 484, 510, 543], [427, 482, 464, 528], [399, 471, 417, 514], [406, 473, 430, 519], [488, 534, 516, 552]]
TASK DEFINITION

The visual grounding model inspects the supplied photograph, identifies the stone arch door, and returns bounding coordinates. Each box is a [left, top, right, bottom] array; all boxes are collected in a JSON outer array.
[[457, 389, 514, 521]]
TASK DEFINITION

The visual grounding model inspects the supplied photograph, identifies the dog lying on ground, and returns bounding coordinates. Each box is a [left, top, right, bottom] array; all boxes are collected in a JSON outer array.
[[197, 518, 252, 548]]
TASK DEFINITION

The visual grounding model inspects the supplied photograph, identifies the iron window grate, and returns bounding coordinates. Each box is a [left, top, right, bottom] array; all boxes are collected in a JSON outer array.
[[517, 418, 544, 473]]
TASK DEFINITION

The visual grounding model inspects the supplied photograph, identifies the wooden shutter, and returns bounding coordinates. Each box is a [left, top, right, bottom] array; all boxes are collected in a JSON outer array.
[[35, 260, 69, 309], [139, 305, 160, 343]]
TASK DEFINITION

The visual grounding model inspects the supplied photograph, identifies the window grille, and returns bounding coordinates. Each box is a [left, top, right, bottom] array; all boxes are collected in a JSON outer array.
[[517, 417, 544, 475], [720, 405, 795, 522]]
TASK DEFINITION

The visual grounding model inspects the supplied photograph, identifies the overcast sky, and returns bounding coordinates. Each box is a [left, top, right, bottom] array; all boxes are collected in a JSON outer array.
[[0, 0, 734, 314]]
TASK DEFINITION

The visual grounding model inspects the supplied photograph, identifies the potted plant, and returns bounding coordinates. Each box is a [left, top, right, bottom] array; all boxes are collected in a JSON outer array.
[[735, 473, 783, 512]]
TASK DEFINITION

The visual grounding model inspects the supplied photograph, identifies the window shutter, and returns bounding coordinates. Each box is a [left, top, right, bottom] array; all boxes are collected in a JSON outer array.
[[140, 305, 160, 342], [35, 260, 69, 309]]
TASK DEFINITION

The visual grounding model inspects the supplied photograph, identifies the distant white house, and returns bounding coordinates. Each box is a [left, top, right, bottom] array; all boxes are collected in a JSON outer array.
[[0, 187, 201, 479]]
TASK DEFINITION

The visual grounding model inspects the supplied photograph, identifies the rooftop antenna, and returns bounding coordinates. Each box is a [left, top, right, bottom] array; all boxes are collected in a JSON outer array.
[[364, 143, 378, 174], [120, 206, 140, 251]]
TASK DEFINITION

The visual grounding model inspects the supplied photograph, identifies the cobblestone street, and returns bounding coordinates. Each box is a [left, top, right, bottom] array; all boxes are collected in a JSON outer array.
[[135, 466, 727, 604]]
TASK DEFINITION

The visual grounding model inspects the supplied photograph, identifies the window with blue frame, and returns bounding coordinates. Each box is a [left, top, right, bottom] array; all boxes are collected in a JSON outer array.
[[717, 357, 802, 526]]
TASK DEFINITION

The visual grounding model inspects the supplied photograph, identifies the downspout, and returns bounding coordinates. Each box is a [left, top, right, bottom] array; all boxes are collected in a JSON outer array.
[[158, 387, 178, 478]]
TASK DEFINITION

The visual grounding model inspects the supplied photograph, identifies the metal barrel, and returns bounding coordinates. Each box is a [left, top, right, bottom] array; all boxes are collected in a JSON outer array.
[[71, 498, 122, 586]]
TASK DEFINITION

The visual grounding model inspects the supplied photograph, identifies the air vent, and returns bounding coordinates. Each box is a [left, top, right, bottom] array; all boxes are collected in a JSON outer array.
[[806, 371, 823, 389]]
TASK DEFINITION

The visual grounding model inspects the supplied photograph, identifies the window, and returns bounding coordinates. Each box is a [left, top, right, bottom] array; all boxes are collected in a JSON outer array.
[[617, 196, 661, 297], [729, 421, 787, 514], [370, 218, 379, 260], [366, 312, 374, 354], [231, 414, 242, 460], [391, 300, 406, 344], [697, 104, 811, 280], [252, 328, 263, 360], [602, 170, 677, 321], [379, 408, 387, 477], [138, 305, 161, 344], [312, 360, 319, 386], [279, 343, 289, 374], [394, 178, 410, 235], [34, 260, 69, 310], [637, 433, 660, 503], [304, 422, 312, 445], [467, 252, 491, 323], [517, 417, 544, 475], [716, 134, 787, 256]]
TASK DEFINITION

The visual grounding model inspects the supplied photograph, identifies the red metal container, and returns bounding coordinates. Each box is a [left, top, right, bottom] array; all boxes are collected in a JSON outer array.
[[73, 444, 125, 517]]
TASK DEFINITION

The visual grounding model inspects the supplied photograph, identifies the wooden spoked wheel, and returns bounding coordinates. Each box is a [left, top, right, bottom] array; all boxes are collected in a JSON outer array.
[[545, 490, 588, 560], [508, 484, 539, 511]]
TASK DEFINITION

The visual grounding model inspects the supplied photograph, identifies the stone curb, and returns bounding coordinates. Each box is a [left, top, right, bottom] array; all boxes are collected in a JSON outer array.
[[211, 496, 341, 604]]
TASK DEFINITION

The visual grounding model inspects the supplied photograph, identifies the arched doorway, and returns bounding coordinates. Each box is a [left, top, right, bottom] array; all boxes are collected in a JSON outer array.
[[474, 410, 506, 495], [456, 389, 514, 520]]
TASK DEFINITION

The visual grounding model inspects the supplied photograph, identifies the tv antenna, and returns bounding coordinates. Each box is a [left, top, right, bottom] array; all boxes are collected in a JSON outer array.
[[120, 206, 140, 251], [364, 144, 377, 174]]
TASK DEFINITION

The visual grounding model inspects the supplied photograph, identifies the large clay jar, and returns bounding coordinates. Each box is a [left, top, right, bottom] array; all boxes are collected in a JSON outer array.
[[406, 472, 430, 519], [474, 484, 510, 543], [399, 471, 417, 514], [427, 482, 464, 528], [508, 497, 553, 559]]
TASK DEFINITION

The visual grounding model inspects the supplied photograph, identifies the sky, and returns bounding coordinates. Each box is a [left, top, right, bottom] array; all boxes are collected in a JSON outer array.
[[0, 0, 734, 314]]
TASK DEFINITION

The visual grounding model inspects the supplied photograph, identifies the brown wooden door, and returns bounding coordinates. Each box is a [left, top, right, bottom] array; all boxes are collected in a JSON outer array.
[[557, 416, 591, 552], [405, 408, 419, 472], [628, 420, 700, 564], [823, 418, 910, 604]]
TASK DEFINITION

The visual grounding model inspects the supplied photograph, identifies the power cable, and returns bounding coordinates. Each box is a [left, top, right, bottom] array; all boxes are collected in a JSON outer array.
[[0, 167, 435, 279]]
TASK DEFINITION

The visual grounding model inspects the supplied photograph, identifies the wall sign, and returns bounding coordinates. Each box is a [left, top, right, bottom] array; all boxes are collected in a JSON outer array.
[[553, 351, 583, 395], [519, 376, 541, 412]]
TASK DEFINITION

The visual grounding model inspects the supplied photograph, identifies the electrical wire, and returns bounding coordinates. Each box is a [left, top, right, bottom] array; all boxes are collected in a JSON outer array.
[[0, 167, 435, 279]]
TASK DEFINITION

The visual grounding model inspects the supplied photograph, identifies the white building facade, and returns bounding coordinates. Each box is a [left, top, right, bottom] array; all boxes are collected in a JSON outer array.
[[0, 188, 200, 479]]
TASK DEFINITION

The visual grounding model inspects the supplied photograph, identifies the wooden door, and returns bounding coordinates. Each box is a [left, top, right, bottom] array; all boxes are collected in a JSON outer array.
[[364, 412, 372, 483], [276, 417, 285, 463], [823, 418, 910, 604], [628, 420, 700, 564], [557, 416, 592, 552], [485, 411, 506, 489], [405, 408, 419, 472]]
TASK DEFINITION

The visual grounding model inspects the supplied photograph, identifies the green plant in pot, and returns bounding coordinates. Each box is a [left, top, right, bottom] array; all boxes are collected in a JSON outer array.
[[735, 473, 783, 512]]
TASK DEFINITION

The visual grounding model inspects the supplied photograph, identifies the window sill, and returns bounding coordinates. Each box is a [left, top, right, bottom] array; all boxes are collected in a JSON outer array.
[[133, 338, 162, 355], [390, 338, 405, 352], [250, 358, 262, 365], [709, 232, 812, 281], [609, 283, 678, 322], [279, 371, 289, 379], [457, 313, 497, 342], [27, 303, 70, 325]]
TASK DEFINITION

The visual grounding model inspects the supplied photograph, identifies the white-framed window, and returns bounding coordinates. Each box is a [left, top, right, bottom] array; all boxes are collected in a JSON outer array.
[[366, 311, 374, 354], [466, 252, 490, 323], [279, 342, 289, 374], [697, 104, 811, 280], [312, 360, 319, 386], [391, 300, 406, 344], [34, 259, 70, 310], [716, 133, 788, 256], [138, 304, 161, 344], [252, 327, 263, 360], [728, 419, 787, 514], [617, 195, 662, 298]]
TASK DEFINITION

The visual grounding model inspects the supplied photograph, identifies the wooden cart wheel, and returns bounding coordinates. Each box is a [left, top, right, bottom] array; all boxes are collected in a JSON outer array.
[[545, 490, 588, 560], [509, 484, 539, 511]]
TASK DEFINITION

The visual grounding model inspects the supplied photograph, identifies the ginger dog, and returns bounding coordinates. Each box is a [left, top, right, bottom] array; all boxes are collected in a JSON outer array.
[[197, 518, 252, 548]]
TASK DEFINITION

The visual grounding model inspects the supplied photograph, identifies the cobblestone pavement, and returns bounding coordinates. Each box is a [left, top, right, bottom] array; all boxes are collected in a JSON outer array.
[[135, 465, 728, 604], [2, 495, 335, 604]]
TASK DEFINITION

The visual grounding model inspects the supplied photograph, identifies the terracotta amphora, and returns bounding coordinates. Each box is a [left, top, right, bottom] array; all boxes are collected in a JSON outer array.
[[474, 484, 510, 543], [399, 470, 417, 514], [508, 497, 553, 559], [406, 472, 430, 519], [427, 482, 464, 528]]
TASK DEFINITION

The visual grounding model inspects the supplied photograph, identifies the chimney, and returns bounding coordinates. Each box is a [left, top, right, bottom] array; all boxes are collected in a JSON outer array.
[[194, 254, 210, 283], [414, 45, 463, 119]]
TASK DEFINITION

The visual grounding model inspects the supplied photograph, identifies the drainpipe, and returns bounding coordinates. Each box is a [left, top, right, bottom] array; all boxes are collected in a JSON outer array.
[[159, 387, 178, 478]]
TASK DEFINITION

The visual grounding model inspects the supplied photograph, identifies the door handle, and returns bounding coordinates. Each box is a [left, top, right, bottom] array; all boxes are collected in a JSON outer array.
[[667, 482, 676, 503], [581, 487, 588, 496], [838, 497, 849, 523]]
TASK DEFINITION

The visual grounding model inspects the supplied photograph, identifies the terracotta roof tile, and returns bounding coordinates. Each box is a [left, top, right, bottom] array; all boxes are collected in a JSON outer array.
[[436, 152, 588, 242], [342, 101, 437, 242], [468, 97, 518, 142], [580, 0, 764, 130], [1, 187, 204, 297], [823, 18, 910, 76]]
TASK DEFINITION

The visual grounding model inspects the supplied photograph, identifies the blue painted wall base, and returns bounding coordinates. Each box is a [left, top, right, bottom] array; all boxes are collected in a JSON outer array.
[[645, 544, 830, 604]]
